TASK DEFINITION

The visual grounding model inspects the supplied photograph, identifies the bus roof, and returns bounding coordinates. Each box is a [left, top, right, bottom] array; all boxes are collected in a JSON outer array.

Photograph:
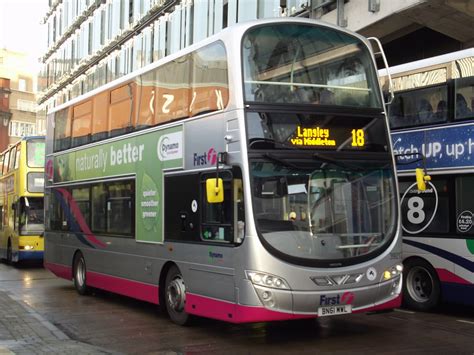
[[379, 48, 474, 77]]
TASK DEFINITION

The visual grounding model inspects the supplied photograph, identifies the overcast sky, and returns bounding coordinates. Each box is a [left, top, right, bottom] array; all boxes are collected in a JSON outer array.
[[0, 0, 48, 61]]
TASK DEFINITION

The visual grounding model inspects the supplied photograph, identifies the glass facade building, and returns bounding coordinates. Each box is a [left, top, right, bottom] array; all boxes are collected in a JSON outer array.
[[39, 0, 316, 110]]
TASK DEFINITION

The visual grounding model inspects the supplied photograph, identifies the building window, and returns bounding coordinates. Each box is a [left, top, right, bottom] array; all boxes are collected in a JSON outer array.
[[17, 99, 37, 113], [9, 121, 36, 138], [18, 79, 27, 92]]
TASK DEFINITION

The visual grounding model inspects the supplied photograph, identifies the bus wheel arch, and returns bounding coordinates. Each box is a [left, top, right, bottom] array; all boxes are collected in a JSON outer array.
[[402, 257, 441, 311], [161, 263, 191, 326], [72, 251, 89, 295]]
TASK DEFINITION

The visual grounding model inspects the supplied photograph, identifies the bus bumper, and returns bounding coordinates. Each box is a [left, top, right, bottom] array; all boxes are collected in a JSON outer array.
[[185, 275, 403, 323], [17, 251, 44, 261]]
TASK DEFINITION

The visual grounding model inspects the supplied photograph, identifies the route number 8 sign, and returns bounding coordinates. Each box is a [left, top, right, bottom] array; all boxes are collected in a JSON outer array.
[[400, 182, 439, 234]]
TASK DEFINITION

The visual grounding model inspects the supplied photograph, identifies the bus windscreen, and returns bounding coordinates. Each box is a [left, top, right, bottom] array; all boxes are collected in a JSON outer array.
[[242, 24, 382, 109]]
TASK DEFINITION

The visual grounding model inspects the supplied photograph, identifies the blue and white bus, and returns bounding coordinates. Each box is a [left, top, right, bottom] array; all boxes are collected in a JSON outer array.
[[382, 48, 474, 310]]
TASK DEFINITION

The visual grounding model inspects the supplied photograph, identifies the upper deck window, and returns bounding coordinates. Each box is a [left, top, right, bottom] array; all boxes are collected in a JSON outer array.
[[242, 24, 382, 109], [388, 85, 448, 129], [455, 77, 474, 121], [27, 139, 45, 168]]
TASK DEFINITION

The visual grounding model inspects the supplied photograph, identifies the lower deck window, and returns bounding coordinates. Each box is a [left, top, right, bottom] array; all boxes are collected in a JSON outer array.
[[49, 179, 135, 237]]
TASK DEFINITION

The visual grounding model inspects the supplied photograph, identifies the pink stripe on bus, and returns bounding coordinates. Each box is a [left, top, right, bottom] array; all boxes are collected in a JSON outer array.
[[185, 293, 314, 323], [45, 261, 401, 323], [185, 293, 401, 323], [44, 262, 72, 280], [437, 268, 471, 285], [57, 188, 107, 248], [87, 271, 160, 305]]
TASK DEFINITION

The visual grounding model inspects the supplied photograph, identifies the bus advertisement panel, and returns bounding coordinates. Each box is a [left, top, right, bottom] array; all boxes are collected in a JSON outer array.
[[44, 18, 402, 325], [393, 123, 474, 172]]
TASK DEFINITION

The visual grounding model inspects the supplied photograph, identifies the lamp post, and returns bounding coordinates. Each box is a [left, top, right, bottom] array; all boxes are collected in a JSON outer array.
[[2, 114, 11, 127], [0, 111, 12, 151]]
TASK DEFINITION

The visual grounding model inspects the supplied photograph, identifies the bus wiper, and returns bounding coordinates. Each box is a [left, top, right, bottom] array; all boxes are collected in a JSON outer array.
[[263, 153, 299, 169], [312, 152, 360, 170], [249, 138, 297, 150]]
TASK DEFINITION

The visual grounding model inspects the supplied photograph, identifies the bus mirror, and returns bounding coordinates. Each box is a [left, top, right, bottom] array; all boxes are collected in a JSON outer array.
[[206, 178, 224, 203], [415, 168, 431, 191]]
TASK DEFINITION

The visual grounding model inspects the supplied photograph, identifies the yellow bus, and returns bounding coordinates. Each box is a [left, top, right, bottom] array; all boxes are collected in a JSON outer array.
[[0, 136, 45, 263]]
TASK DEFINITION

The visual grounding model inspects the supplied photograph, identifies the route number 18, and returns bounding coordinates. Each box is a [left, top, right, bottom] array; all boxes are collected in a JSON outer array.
[[351, 129, 365, 147]]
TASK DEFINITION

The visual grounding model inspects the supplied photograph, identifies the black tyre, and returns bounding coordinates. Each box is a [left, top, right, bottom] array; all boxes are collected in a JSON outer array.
[[6, 240, 12, 265], [73, 253, 88, 295], [165, 265, 190, 325], [403, 258, 440, 311]]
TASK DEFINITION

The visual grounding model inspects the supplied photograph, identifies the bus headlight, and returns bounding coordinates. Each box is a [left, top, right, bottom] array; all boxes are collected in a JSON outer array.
[[383, 264, 403, 281], [246, 271, 290, 289], [21, 245, 35, 251]]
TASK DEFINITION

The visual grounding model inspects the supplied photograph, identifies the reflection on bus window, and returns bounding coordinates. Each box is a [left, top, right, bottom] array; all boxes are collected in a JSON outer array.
[[27, 139, 45, 168], [242, 24, 382, 108], [388, 85, 447, 129], [455, 77, 473, 120], [19, 197, 44, 236]]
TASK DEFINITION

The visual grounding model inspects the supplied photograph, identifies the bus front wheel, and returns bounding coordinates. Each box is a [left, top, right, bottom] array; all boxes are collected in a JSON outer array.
[[73, 253, 88, 295], [403, 258, 440, 311], [165, 265, 190, 325]]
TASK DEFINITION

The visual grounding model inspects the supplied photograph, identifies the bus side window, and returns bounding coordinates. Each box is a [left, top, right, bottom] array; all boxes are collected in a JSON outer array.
[[54, 108, 71, 152], [3, 149, 10, 174], [8, 146, 17, 171], [91, 91, 109, 142], [71, 100, 92, 147], [136, 70, 158, 130], [109, 82, 136, 137], [233, 177, 245, 243], [201, 170, 238, 243]]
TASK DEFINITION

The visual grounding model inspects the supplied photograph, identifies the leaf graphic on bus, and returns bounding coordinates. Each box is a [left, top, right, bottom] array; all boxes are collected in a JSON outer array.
[[141, 173, 159, 232]]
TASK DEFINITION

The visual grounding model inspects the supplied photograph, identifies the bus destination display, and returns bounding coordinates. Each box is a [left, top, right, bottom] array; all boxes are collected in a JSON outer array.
[[289, 125, 366, 149]]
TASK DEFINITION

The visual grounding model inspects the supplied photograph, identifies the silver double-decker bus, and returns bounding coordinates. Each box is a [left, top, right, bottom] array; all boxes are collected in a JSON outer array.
[[44, 18, 402, 325]]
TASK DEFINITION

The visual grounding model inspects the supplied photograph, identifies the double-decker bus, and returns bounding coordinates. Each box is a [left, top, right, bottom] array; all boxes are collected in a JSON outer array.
[[44, 18, 402, 325], [0, 137, 45, 263], [382, 48, 474, 310]]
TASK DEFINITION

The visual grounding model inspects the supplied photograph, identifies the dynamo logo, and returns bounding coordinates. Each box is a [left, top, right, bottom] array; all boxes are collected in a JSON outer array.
[[157, 132, 182, 161]]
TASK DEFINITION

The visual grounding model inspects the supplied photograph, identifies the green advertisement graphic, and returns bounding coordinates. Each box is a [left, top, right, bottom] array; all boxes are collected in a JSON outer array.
[[54, 126, 183, 243]]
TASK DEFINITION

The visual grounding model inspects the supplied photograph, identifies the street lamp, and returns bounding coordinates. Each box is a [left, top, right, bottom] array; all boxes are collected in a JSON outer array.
[[1, 112, 12, 127]]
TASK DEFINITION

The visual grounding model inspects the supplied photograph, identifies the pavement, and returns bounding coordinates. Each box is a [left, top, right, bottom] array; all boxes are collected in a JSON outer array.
[[0, 289, 117, 354]]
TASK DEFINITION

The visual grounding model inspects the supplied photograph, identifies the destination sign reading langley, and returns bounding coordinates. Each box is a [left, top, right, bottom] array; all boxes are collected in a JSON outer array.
[[290, 126, 336, 147]]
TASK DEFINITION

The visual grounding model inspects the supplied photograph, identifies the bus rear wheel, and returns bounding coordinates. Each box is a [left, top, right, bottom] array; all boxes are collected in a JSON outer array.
[[6, 240, 12, 265], [165, 265, 190, 325], [73, 253, 88, 295], [403, 259, 440, 311]]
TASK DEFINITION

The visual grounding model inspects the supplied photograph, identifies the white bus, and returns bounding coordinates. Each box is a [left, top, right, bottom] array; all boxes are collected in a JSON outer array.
[[44, 18, 402, 325], [382, 48, 474, 310]]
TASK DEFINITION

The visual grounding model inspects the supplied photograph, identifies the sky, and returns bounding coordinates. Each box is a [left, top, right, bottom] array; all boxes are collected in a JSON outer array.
[[0, 0, 48, 68]]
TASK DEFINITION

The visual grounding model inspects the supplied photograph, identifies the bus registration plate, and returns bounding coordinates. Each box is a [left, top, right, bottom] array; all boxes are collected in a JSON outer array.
[[317, 304, 352, 317]]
